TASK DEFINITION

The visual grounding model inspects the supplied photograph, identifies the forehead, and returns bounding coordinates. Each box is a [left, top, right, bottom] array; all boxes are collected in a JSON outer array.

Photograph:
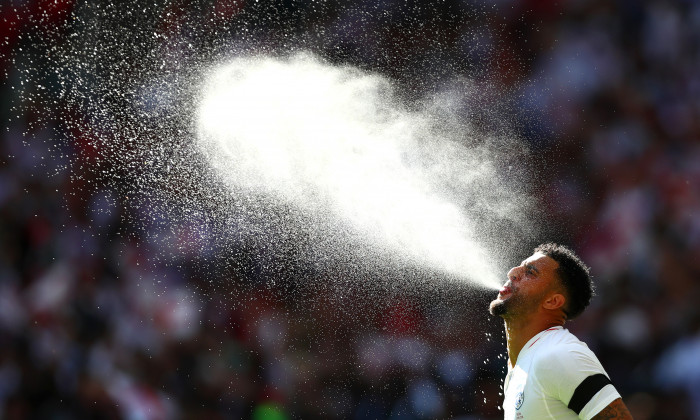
[[522, 252, 559, 274]]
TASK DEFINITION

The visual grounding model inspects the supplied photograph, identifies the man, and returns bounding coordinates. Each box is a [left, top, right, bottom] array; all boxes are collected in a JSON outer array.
[[489, 243, 633, 419]]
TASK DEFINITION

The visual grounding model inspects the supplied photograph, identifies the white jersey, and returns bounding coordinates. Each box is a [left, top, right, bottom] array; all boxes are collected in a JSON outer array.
[[502, 326, 621, 420]]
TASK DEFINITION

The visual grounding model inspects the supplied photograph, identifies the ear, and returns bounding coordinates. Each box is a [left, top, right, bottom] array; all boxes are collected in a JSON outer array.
[[543, 293, 566, 311]]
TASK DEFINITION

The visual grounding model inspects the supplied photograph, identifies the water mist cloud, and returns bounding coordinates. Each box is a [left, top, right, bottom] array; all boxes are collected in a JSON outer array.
[[195, 54, 526, 290]]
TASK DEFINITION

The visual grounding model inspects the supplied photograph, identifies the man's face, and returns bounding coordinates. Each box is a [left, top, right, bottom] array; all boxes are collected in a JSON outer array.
[[489, 252, 561, 318]]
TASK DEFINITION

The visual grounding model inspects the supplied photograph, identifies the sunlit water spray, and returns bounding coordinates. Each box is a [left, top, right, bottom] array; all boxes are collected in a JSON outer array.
[[196, 54, 527, 290]]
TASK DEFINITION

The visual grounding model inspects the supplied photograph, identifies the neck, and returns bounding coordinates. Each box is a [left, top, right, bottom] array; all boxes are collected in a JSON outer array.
[[504, 315, 563, 369]]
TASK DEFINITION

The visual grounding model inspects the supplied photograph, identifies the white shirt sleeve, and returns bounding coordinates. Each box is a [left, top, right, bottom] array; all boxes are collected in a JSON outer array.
[[536, 344, 622, 419], [578, 384, 622, 420]]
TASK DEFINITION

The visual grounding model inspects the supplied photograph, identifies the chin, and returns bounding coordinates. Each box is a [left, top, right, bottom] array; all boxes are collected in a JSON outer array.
[[489, 298, 508, 317]]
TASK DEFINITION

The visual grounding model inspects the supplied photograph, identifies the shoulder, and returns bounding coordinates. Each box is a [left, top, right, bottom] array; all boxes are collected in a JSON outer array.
[[532, 329, 604, 382], [530, 328, 621, 415], [534, 328, 592, 364]]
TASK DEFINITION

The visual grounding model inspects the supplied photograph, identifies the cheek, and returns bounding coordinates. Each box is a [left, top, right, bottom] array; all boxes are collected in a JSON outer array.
[[518, 282, 545, 301]]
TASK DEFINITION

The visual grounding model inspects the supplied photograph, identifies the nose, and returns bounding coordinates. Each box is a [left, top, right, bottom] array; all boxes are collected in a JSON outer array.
[[507, 265, 524, 282]]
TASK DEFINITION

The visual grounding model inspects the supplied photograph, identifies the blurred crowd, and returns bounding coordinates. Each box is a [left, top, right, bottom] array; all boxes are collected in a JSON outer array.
[[2, 0, 700, 419]]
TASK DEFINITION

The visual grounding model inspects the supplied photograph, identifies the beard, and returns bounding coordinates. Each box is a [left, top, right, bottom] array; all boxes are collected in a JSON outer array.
[[489, 290, 544, 319], [489, 292, 526, 318], [489, 298, 509, 317]]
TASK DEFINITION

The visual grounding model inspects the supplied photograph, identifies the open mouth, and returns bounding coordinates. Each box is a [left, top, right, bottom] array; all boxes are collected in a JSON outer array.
[[498, 284, 512, 298]]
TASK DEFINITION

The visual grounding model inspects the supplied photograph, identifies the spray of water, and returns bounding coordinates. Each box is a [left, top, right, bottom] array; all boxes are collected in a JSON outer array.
[[196, 54, 529, 290]]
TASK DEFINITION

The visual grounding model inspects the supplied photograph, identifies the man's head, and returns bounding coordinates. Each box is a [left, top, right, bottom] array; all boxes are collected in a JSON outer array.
[[533, 243, 594, 319], [489, 243, 594, 321]]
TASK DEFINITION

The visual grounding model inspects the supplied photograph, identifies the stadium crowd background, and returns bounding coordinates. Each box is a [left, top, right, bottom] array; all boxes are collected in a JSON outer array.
[[2, 0, 700, 419]]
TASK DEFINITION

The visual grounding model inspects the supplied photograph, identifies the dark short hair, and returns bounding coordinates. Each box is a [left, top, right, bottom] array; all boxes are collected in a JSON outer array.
[[534, 243, 594, 320]]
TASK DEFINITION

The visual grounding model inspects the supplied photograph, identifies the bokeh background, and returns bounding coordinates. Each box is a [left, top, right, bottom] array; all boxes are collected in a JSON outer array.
[[2, 0, 700, 419]]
